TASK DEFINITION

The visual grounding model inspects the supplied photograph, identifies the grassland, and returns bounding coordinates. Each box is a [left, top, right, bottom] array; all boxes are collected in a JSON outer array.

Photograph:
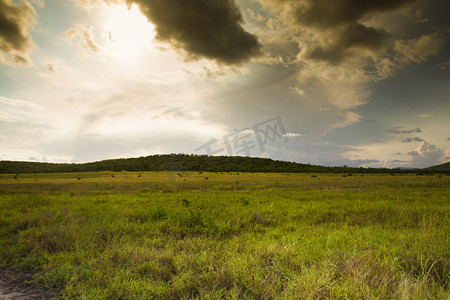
[[0, 171, 448, 299]]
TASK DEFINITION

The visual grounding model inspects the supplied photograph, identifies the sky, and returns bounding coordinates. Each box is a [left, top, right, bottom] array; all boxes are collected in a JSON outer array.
[[0, 0, 449, 168]]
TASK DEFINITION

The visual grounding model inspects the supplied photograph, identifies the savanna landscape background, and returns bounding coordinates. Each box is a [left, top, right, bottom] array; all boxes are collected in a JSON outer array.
[[1, 0, 449, 298], [0, 156, 449, 298]]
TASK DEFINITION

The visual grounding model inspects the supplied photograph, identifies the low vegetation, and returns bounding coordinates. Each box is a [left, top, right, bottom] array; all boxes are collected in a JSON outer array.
[[0, 172, 448, 299]]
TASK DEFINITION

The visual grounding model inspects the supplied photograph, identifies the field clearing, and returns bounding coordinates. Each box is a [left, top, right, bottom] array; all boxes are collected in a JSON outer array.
[[0, 172, 449, 299]]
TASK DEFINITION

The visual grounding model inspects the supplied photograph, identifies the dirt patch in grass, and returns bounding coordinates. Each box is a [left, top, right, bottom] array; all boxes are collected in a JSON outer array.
[[0, 270, 57, 299]]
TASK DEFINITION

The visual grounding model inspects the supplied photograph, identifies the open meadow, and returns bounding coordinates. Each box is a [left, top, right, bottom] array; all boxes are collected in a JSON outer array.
[[0, 172, 449, 299]]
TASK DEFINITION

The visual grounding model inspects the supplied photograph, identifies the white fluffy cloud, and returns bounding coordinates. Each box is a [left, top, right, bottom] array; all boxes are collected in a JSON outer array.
[[407, 141, 446, 168]]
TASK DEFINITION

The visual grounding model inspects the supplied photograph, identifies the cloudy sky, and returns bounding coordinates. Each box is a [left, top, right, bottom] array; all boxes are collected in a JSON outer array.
[[1, 0, 449, 168]]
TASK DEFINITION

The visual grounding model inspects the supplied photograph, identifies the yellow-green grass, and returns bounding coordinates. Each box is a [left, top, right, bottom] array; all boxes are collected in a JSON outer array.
[[0, 172, 448, 299]]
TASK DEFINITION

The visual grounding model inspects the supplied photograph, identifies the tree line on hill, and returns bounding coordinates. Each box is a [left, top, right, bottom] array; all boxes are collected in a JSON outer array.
[[0, 154, 445, 174]]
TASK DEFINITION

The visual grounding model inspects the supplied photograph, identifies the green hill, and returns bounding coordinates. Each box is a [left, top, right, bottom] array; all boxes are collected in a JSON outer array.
[[424, 161, 450, 171], [0, 154, 392, 174]]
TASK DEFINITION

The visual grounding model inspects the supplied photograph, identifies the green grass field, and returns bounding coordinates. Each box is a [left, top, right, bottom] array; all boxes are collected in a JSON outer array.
[[0, 172, 448, 299]]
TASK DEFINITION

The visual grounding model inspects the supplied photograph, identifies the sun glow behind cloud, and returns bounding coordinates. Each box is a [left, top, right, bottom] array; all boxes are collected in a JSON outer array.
[[101, 4, 155, 58]]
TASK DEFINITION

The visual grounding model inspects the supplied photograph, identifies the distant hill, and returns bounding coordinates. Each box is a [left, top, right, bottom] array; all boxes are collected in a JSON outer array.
[[0, 154, 394, 174], [424, 161, 450, 171]]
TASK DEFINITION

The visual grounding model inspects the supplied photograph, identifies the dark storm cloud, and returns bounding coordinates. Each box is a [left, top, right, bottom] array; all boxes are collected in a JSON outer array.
[[263, 0, 417, 64], [401, 137, 424, 143], [308, 24, 392, 64], [0, 0, 36, 64], [386, 127, 422, 135], [280, 0, 414, 29], [127, 0, 263, 65]]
